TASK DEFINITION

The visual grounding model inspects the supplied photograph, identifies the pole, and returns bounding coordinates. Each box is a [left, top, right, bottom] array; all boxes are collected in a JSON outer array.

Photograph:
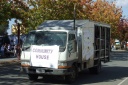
[[15, 19, 21, 60], [17, 23, 21, 60], [17, 23, 20, 44], [74, 3, 76, 30]]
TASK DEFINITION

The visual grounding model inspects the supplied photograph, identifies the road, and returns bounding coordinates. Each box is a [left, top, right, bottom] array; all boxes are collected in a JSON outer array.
[[0, 51, 128, 85]]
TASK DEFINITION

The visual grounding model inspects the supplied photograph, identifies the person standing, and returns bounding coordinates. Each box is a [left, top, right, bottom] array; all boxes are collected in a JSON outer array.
[[16, 44, 21, 60], [4, 43, 9, 57]]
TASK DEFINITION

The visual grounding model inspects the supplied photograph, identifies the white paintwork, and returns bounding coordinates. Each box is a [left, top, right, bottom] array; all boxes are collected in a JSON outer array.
[[82, 27, 94, 60]]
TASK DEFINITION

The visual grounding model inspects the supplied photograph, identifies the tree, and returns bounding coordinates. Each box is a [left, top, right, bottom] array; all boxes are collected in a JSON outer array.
[[0, 0, 123, 38], [0, 0, 28, 35], [9, 0, 29, 34], [0, 0, 11, 35], [19, 0, 93, 32], [86, 0, 122, 39], [22, 0, 122, 38], [117, 18, 128, 42]]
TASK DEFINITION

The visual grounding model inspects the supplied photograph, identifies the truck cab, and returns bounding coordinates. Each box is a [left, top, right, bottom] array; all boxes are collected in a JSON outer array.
[[21, 28, 78, 82]]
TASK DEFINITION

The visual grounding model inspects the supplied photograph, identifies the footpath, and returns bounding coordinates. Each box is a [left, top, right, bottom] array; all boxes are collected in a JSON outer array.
[[0, 56, 20, 66]]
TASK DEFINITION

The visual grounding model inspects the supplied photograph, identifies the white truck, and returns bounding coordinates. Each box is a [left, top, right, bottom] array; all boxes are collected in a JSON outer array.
[[20, 20, 111, 83]]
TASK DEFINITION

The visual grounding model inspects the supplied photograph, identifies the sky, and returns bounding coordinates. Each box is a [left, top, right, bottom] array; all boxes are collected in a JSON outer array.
[[7, 0, 128, 35], [116, 0, 128, 16]]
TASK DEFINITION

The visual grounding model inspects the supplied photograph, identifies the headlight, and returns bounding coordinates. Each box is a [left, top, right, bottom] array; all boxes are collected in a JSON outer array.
[[58, 62, 67, 66], [21, 61, 30, 67], [58, 62, 71, 69]]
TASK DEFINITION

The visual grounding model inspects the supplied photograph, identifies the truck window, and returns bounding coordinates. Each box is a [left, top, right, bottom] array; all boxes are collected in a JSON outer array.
[[23, 31, 67, 47], [68, 34, 75, 41], [68, 34, 77, 52]]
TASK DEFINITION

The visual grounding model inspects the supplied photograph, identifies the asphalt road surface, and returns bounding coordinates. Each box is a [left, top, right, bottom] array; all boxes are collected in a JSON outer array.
[[0, 51, 128, 85]]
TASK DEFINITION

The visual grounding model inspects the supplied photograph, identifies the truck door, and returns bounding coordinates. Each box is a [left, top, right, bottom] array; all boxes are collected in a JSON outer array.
[[68, 34, 77, 59]]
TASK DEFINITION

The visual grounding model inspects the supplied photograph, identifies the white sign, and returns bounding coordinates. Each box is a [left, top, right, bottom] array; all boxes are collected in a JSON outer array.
[[30, 45, 59, 69]]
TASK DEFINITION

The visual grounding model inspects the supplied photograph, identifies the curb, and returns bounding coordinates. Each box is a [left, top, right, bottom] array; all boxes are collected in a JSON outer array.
[[0, 59, 20, 66]]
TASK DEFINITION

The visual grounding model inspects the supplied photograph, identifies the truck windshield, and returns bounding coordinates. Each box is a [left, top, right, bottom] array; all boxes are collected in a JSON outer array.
[[23, 31, 67, 48]]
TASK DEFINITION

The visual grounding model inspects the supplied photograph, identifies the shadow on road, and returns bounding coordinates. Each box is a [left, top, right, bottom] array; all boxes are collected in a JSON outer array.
[[72, 66, 128, 85], [0, 66, 128, 85], [18, 66, 128, 85], [0, 51, 128, 85], [0, 64, 30, 85]]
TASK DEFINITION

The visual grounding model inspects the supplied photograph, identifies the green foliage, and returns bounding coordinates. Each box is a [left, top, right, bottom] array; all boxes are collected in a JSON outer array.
[[21, 0, 93, 32], [0, 0, 11, 21], [0, 0, 11, 35], [0, 0, 124, 39], [0, 24, 8, 36], [22, 0, 76, 31]]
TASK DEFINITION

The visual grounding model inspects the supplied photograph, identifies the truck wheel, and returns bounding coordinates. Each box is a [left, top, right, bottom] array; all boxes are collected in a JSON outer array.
[[65, 65, 78, 83], [28, 74, 38, 81], [89, 60, 101, 74], [43, 75, 49, 80]]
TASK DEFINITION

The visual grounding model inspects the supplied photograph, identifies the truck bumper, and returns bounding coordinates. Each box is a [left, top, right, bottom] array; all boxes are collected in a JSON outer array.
[[20, 67, 71, 75]]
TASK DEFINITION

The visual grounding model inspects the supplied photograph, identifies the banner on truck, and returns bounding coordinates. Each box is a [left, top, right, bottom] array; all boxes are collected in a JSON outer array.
[[30, 45, 59, 69]]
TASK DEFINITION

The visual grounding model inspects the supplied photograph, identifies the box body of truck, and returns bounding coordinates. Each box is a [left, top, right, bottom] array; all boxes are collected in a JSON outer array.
[[20, 20, 110, 82]]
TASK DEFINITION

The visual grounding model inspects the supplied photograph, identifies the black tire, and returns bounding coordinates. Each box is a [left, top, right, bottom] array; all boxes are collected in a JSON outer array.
[[42, 75, 49, 80], [65, 65, 78, 83], [28, 74, 38, 81], [89, 60, 101, 74]]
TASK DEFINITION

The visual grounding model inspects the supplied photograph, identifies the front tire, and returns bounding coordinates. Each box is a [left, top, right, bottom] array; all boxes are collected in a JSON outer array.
[[65, 65, 78, 83], [42, 75, 49, 81], [28, 74, 38, 81]]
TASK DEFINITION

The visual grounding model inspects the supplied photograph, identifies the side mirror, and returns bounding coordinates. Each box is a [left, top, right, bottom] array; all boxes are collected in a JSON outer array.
[[68, 45, 72, 52], [68, 41, 73, 52]]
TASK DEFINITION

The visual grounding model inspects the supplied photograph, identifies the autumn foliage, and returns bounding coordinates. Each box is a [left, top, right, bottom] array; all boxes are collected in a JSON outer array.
[[117, 18, 128, 42], [86, 0, 122, 39], [0, 0, 124, 40]]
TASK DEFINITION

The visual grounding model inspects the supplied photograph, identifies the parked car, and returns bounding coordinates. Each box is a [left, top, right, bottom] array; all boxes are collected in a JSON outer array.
[[114, 39, 121, 50]]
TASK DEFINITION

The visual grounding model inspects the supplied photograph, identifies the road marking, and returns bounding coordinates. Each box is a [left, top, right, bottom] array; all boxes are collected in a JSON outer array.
[[118, 77, 128, 85]]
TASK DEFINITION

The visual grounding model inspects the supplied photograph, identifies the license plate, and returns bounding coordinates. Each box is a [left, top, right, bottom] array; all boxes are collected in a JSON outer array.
[[36, 68, 45, 73]]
